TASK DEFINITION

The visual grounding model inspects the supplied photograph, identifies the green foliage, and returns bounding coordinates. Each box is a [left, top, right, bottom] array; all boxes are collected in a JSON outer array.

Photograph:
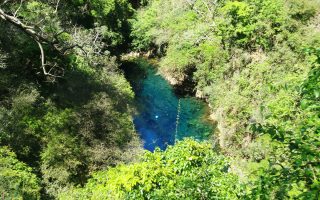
[[289, 0, 318, 22], [0, 0, 141, 198], [132, 0, 320, 198], [60, 139, 243, 200], [0, 147, 40, 200], [20, 1, 61, 36], [132, 0, 320, 149], [41, 133, 86, 196], [64, 0, 134, 49], [1, 0, 319, 198], [130, 5, 157, 51], [0, 86, 44, 163], [247, 49, 320, 199]]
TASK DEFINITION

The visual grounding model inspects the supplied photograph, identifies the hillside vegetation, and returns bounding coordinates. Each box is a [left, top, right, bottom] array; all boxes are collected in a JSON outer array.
[[0, 0, 319, 199], [129, 0, 320, 198], [0, 0, 141, 199], [61, 139, 243, 199]]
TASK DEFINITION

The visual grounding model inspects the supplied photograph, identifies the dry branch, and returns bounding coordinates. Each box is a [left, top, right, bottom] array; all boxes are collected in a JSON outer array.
[[0, 8, 65, 78]]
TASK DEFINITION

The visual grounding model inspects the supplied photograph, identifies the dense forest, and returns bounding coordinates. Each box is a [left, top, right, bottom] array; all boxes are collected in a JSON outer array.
[[0, 0, 319, 199]]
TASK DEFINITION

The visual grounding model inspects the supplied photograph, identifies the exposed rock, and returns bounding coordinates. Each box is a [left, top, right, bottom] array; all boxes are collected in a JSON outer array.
[[163, 72, 182, 86], [195, 89, 205, 99], [121, 52, 141, 60]]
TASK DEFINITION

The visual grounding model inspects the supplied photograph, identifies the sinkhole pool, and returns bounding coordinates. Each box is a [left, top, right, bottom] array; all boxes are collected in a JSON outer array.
[[122, 59, 214, 151]]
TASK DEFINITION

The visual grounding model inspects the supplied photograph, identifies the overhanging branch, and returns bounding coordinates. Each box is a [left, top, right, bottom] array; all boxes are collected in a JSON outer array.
[[0, 8, 62, 78], [0, 8, 50, 43]]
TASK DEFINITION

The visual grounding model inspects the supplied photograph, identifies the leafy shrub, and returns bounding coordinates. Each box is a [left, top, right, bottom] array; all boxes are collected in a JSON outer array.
[[60, 139, 243, 200], [0, 147, 40, 200]]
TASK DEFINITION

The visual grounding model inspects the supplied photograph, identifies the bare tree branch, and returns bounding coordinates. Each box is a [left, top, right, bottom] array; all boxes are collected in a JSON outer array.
[[0, 8, 69, 78], [55, 0, 60, 13], [1, 0, 10, 5], [14, 0, 23, 17], [0, 8, 51, 44], [36, 38, 63, 80]]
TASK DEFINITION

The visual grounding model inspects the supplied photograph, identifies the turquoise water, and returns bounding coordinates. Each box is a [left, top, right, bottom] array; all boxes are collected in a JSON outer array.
[[122, 59, 213, 151]]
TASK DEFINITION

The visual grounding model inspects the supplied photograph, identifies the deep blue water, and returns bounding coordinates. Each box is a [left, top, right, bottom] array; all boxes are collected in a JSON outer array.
[[123, 59, 213, 151]]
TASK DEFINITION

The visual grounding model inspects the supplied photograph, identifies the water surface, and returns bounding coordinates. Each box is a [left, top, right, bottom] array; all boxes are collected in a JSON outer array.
[[122, 59, 213, 151]]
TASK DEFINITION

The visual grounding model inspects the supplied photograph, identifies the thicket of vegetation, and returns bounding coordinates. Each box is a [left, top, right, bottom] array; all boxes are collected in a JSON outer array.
[[1, 0, 319, 199], [130, 0, 320, 199], [0, 0, 142, 199], [60, 139, 243, 199], [0, 147, 40, 199]]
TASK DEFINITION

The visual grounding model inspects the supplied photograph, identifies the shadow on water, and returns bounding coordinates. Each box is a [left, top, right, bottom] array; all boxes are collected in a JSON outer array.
[[121, 58, 214, 151]]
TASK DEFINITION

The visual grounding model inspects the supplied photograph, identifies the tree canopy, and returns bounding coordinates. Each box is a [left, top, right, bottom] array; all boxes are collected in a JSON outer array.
[[0, 0, 141, 198], [0, 0, 319, 199], [0, 146, 40, 199], [60, 139, 243, 200]]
